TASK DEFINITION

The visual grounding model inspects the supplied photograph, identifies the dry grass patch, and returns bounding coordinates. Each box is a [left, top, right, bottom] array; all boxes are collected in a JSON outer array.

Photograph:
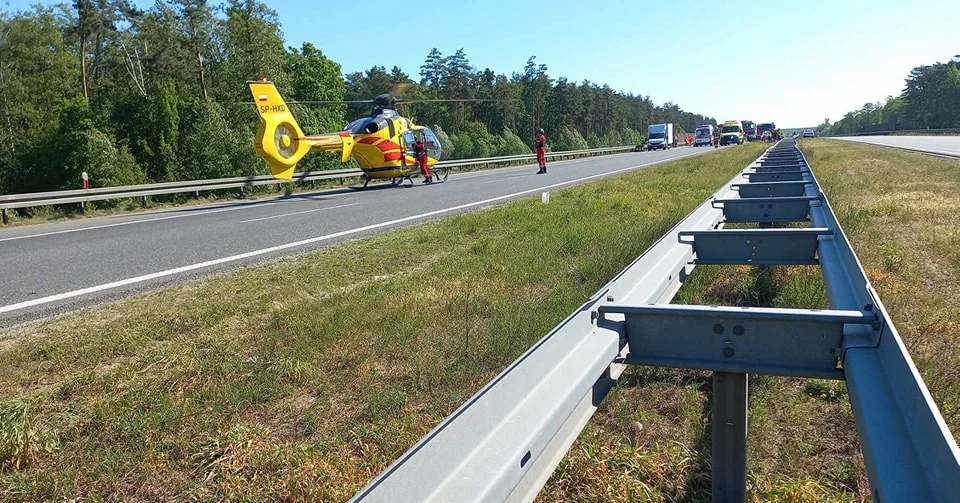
[[542, 139, 957, 502], [9, 139, 949, 500], [0, 145, 766, 500]]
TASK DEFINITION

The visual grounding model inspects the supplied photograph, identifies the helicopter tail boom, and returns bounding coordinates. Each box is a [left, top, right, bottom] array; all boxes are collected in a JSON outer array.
[[248, 81, 354, 179]]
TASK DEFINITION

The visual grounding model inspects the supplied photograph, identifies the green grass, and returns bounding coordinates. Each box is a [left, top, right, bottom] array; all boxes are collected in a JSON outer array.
[[0, 143, 762, 500], [3, 139, 955, 502], [537, 138, 960, 502]]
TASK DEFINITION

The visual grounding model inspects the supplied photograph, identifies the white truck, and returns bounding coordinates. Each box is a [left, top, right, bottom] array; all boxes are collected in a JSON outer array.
[[646, 123, 674, 151], [693, 124, 714, 147]]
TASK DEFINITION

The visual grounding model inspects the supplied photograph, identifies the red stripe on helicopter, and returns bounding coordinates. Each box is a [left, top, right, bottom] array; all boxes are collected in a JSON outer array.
[[378, 141, 401, 152], [383, 152, 403, 161], [357, 136, 401, 152]]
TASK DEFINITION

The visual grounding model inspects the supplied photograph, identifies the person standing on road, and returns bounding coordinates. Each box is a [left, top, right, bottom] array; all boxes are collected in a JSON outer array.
[[535, 128, 548, 174], [415, 136, 432, 184]]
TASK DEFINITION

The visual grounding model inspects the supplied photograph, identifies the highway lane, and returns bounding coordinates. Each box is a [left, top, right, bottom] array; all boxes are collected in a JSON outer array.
[[0, 147, 716, 325], [834, 135, 960, 158]]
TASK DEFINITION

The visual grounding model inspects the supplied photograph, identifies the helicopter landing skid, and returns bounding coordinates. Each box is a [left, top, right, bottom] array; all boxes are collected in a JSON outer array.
[[348, 170, 448, 190], [348, 176, 413, 191], [425, 167, 449, 185]]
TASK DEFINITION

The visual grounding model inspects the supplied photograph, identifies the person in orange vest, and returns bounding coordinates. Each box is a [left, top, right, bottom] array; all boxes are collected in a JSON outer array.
[[535, 128, 547, 174], [415, 136, 432, 184]]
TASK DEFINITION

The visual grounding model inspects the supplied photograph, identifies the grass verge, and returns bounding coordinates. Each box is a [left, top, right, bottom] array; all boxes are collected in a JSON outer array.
[[538, 138, 960, 502], [0, 143, 760, 500], [6, 139, 954, 501]]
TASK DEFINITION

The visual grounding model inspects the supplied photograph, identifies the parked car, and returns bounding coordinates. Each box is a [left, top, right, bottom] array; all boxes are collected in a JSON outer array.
[[802, 129, 816, 137]]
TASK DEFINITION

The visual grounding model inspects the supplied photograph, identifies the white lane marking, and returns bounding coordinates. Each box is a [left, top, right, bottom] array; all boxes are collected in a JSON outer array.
[[239, 202, 359, 223], [0, 192, 355, 243], [0, 149, 706, 314], [1, 154, 635, 241]]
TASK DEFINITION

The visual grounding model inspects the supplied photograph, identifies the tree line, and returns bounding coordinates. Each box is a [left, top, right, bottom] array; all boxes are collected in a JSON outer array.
[[818, 56, 960, 135], [0, 1, 715, 198]]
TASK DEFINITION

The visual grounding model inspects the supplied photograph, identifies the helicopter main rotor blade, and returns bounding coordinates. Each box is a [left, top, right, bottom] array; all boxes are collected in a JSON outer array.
[[396, 98, 519, 104], [240, 99, 375, 106], [285, 99, 375, 105]]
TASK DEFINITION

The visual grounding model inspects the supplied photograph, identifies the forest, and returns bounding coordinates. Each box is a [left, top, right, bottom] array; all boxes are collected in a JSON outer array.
[[0, 1, 716, 196], [818, 56, 960, 135]]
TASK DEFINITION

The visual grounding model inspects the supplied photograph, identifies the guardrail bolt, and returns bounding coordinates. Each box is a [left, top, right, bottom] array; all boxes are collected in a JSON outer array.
[[733, 325, 745, 336], [723, 347, 735, 358], [606, 295, 614, 302], [713, 323, 725, 334], [864, 304, 873, 312]]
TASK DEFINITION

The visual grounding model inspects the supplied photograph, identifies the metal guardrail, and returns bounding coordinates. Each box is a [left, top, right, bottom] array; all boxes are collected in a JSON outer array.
[[831, 128, 960, 137], [349, 139, 960, 502], [0, 146, 633, 219], [822, 136, 960, 160]]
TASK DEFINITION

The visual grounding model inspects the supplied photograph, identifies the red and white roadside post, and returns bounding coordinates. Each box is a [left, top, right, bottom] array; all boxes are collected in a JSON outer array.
[[81, 171, 89, 213]]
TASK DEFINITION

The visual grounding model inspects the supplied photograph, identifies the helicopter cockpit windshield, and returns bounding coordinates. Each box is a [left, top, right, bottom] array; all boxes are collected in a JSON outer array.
[[420, 128, 442, 159]]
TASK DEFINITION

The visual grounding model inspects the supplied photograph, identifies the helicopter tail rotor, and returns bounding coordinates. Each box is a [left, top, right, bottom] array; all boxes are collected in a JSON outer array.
[[248, 81, 312, 179]]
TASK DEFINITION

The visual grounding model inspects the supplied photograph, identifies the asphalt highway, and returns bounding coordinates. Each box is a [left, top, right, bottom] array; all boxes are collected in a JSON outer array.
[[0, 146, 716, 325], [835, 135, 960, 158]]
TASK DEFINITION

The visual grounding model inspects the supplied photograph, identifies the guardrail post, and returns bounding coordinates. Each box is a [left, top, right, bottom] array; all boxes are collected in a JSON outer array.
[[712, 371, 748, 503], [140, 196, 147, 209], [79, 201, 86, 214], [239, 186, 245, 199], [1, 208, 7, 225]]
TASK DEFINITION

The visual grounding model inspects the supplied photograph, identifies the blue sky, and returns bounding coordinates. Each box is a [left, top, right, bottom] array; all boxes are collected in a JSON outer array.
[[5, 0, 959, 127]]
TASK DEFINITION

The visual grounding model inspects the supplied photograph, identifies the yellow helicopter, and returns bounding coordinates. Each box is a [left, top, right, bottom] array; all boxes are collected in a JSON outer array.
[[248, 79, 497, 188]]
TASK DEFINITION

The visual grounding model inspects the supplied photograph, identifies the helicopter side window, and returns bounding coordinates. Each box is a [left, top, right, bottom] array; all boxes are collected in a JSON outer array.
[[402, 131, 417, 155], [421, 128, 442, 159]]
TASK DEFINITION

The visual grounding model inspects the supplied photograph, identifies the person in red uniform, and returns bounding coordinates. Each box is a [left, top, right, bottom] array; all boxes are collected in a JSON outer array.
[[415, 136, 432, 184], [535, 128, 547, 174]]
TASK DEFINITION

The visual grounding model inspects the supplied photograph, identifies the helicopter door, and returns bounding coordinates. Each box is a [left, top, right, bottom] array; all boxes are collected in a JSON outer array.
[[401, 131, 417, 158], [420, 128, 442, 159]]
